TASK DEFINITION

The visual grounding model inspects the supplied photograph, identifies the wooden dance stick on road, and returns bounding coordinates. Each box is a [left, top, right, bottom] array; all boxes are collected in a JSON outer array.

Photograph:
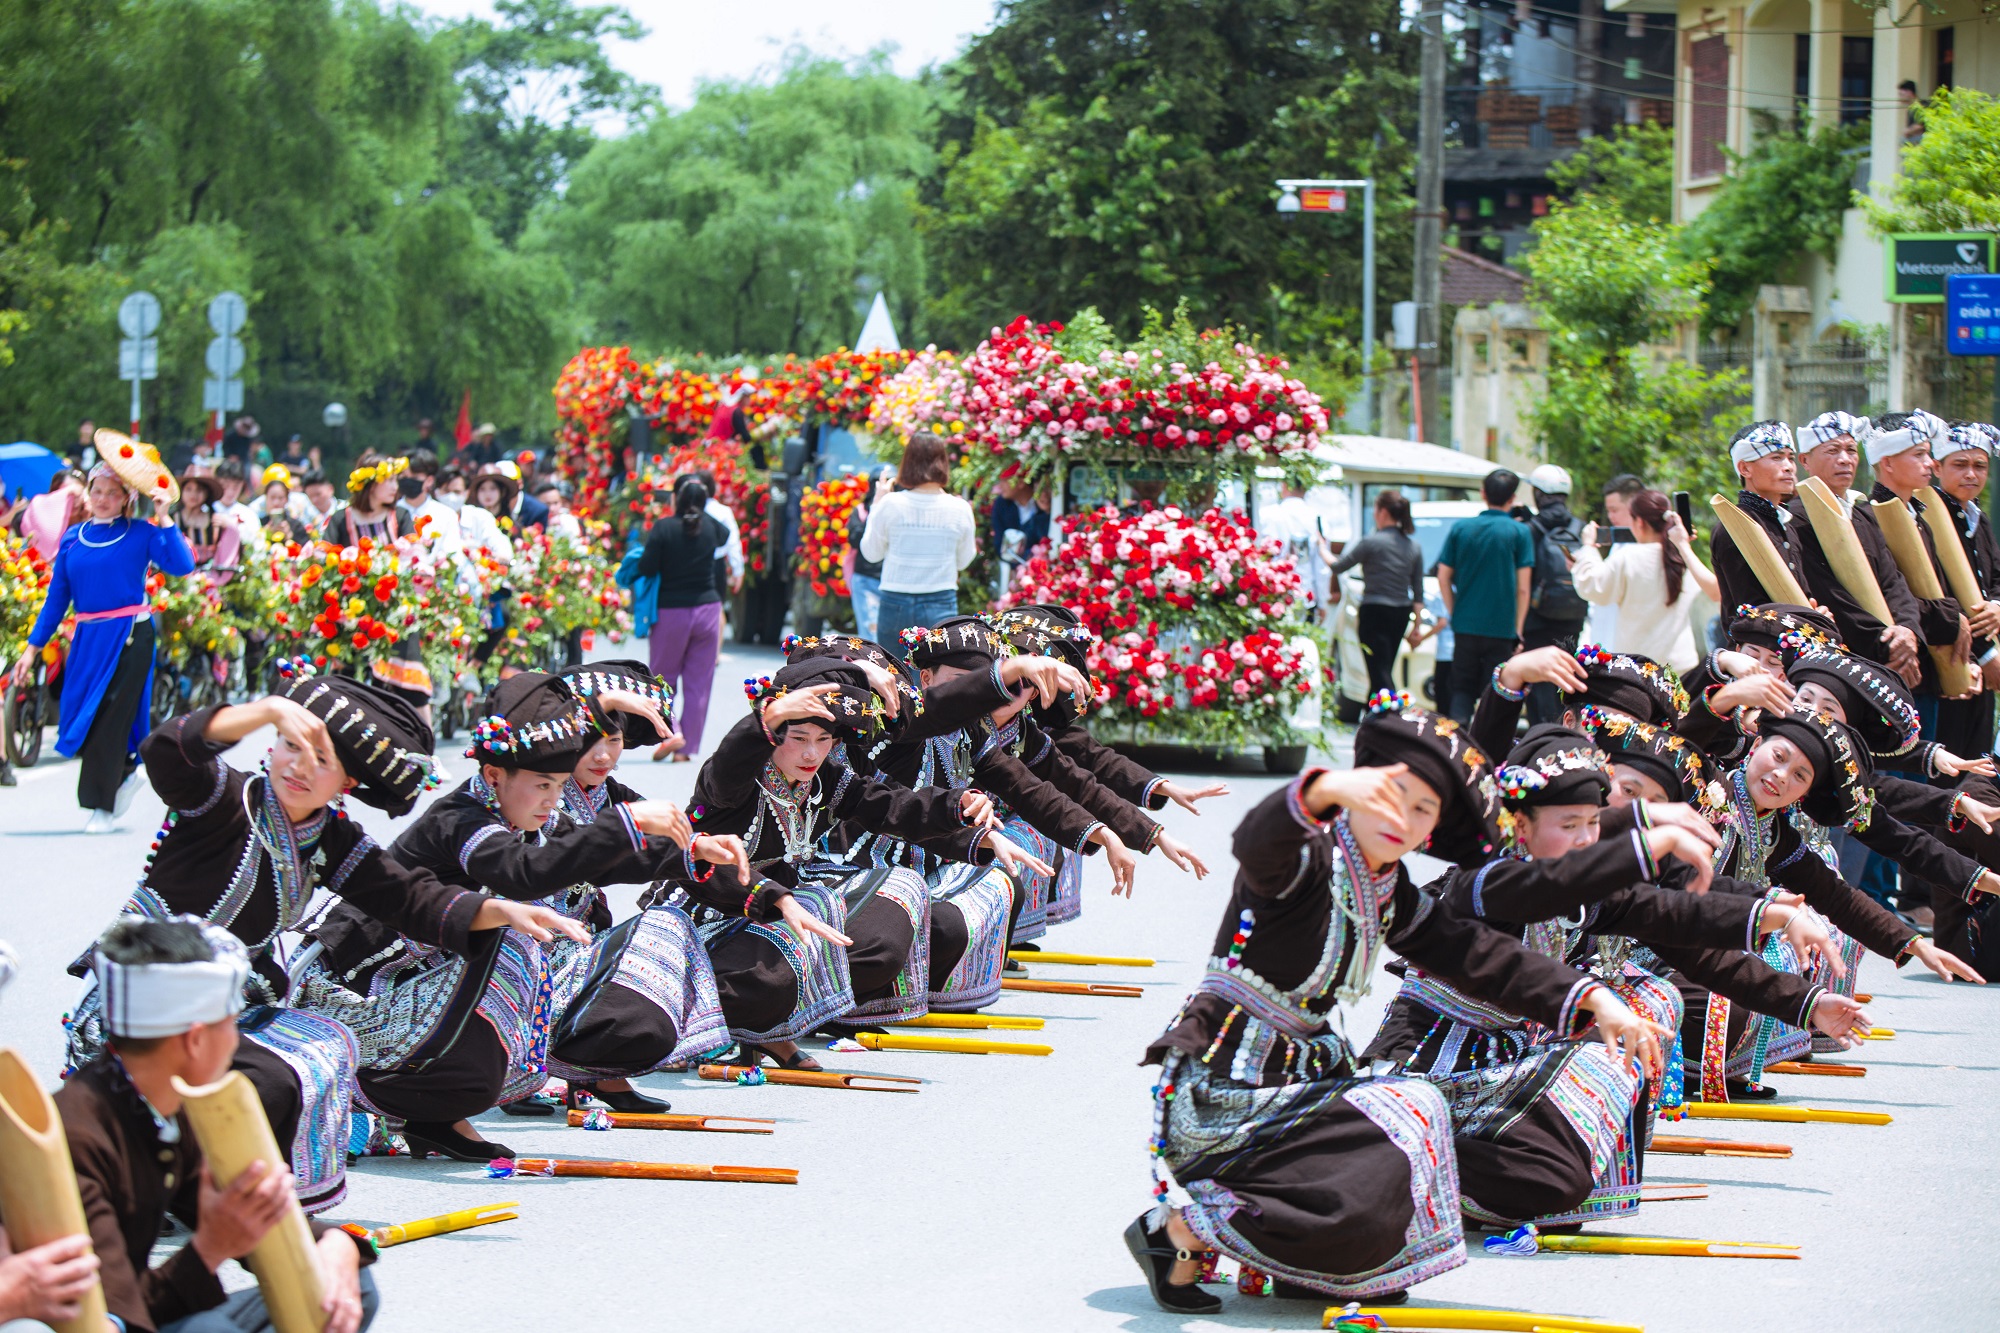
[[486, 1157, 797, 1184], [1919, 495, 1991, 619], [1765, 1060, 1865, 1077], [1535, 1233, 1799, 1260], [0, 1049, 110, 1333], [1638, 1183, 1710, 1202], [1675, 1103, 1891, 1125], [1005, 951, 1155, 967], [1321, 1306, 1643, 1333], [854, 1032, 1052, 1057], [1710, 494, 1810, 603], [1649, 1134, 1792, 1158], [1001, 978, 1144, 998], [891, 1013, 1046, 1031], [566, 1109, 775, 1134], [368, 1203, 517, 1247], [1796, 478, 1897, 625], [171, 1071, 327, 1333], [696, 1063, 921, 1093], [1871, 495, 1975, 694]]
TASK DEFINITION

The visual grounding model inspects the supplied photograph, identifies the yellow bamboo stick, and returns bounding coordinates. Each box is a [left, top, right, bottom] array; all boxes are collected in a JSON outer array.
[[1859, 1028, 1895, 1039], [1534, 1233, 1798, 1259], [853, 1032, 1052, 1057], [370, 1203, 518, 1247], [1006, 951, 1155, 967], [1710, 494, 1809, 603], [890, 1013, 1046, 1030], [1871, 496, 1974, 693], [1321, 1308, 1643, 1333], [1676, 1103, 1891, 1125], [1797, 477, 1897, 624]]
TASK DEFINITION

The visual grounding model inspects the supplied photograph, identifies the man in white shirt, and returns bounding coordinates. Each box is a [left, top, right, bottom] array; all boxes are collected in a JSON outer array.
[[692, 468, 744, 594], [407, 452, 465, 559], [1260, 481, 1328, 620]]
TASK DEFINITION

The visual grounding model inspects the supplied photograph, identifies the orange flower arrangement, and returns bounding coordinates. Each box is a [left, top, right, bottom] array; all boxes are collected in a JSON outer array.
[[795, 474, 871, 599]]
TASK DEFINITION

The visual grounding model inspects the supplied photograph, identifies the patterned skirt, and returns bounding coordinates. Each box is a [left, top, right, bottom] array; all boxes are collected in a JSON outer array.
[[927, 862, 1015, 1012], [1000, 817, 1063, 944], [548, 906, 731, 1080], [820, 865, 930, 1025], [1156, 1051, 1465, 1298], [699, 880, 858, 1043]]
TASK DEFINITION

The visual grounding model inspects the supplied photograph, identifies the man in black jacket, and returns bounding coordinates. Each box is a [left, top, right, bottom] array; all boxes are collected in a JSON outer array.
[[1520, 463, 1588, 724]]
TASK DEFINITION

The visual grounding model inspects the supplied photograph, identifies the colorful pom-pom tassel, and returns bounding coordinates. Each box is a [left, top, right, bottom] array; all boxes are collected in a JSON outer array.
[[580, 1108, 613, 1131]]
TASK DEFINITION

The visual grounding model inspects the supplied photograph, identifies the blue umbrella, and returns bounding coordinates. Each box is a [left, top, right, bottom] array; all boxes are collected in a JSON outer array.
[[0, 442, 66, 505]]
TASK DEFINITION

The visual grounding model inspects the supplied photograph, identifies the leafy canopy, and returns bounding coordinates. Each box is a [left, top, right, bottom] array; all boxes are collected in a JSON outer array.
[[1865, 86, 2000, 235]]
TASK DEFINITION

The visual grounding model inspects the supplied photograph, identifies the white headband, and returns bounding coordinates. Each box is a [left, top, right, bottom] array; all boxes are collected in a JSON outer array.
[[1937, 421, 1999, 460], [1862, 410, 1949, 466], [1730, 421, 1794, 467], [93, 918, 248, 1039], [1798, 411, 1868, 453]]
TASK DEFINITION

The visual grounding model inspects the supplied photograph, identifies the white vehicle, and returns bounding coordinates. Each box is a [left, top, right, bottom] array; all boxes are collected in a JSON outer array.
[[1328, 500, 1487, 721]]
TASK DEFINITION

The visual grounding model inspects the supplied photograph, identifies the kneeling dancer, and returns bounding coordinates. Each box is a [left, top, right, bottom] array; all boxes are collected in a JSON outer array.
[[1129, 698, 1661, 1313]]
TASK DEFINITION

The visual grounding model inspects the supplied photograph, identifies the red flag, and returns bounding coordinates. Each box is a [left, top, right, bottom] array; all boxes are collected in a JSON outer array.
[[454, 388, 473, 450]]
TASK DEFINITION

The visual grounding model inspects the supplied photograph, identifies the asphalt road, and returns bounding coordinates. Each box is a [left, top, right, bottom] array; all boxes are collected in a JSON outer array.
[[2, 640, 1996, 1332]]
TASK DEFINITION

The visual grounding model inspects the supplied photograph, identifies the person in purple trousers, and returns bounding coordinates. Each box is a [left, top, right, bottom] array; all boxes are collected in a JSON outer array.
[[636, 475, 728, 761]]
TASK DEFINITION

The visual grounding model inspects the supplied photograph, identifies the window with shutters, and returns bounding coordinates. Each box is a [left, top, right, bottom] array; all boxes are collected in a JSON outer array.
[[1688, 35, 1728, 179]]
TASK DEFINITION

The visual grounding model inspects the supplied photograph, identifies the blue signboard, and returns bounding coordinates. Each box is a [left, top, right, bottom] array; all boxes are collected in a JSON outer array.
[[1947, 272, 2000, 355]]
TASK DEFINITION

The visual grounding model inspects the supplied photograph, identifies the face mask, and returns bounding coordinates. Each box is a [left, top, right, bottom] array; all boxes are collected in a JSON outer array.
[[439, 493, 464, 512]]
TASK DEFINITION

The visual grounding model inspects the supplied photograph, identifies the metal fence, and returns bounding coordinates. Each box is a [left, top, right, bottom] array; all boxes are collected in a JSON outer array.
[[1781, 339, 1887, 424]]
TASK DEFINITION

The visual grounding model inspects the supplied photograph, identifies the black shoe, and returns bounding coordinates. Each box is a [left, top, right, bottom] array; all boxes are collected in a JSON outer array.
[[738, 1041, 823, 1072], [1003, 958, 1029, 974], [1122, 1213, 1222, 1314], [567, 1081, 670, 1114], [402, 1122, 515, 1162], [815, 1022, 888, 1038], [499, 1093, 559, 1117], [1725, 1079, 1781, 1101], [1012, 941, 1041, 952]]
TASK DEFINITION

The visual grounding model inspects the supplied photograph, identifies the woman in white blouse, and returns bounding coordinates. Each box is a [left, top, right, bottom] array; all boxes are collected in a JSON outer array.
[[1570, 488, 1719, 672], [860, 433, 978, 660]]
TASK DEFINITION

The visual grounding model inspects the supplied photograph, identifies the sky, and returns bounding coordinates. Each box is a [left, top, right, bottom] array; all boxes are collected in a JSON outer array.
[[412, 1, 1004, 111]]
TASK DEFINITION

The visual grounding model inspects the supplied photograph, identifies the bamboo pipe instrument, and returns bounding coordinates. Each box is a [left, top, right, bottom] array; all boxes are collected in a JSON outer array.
[[1001, 978, 1143, 997], [367, 1203, 517, 1247], [853, 1032, 1052, 1057], [1918, 491, 1989, 617], [172, 1071, 326, 1333], [1710, 494, 1810, 603], [566, 1109, 775, 1134], [1797, 477, 1897, 624], [1673, 1102, 1890, 1125], [890, 1013, 1045, 1030], [1870, 495, 1974, 693], [1005, 951, 1154, 967], [1638, 1184, 1709, 1202], [1765, 1060, 1865, 1077], [1534, 1233, 1799, 1260], [1649, 1134, 1791, 1158], [1322, 1307, 1644, 1333], [486, 1157, 797, 1184], [0, 1049, 110, 1333], [696, 1063, 921, 1093]]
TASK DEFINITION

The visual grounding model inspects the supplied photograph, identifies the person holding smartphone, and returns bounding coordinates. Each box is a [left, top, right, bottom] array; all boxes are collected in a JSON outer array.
[[1569, 489, 1719, 672]]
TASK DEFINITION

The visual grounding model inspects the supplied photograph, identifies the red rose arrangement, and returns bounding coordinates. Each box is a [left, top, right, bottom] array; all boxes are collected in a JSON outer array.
[[781, 348, 913, 431], [264, 536, 482, 677], [1000, 504, 1313, 743]]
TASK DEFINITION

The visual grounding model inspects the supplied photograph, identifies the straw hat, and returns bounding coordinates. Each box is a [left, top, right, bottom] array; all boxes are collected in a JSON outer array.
[[93, 429, 179, 504]]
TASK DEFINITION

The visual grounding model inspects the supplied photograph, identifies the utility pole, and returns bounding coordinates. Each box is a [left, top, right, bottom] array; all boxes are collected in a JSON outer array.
[[1413, 0, 1445, 445]]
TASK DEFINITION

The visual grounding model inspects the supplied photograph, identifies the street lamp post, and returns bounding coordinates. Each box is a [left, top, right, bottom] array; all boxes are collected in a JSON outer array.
[[1276, 177, 1376, 435]]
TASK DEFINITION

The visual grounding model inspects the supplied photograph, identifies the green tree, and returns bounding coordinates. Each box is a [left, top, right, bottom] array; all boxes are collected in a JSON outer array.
[[1681, 116, 1863, 330], [1522, 195, 1748, 503], [1546, 122, 1673, 224], [924, 0, 1415, 379], [533, 52, 932, 355], [1864, 86, 2000, 234], [439, 0, 656, 245]]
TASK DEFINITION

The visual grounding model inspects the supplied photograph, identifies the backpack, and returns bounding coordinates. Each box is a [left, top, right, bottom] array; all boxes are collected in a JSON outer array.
[[1529, 512, 1589, 622]]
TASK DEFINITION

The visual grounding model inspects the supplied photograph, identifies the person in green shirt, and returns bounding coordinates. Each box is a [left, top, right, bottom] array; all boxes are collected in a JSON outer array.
[[1436, 468, 1535, 724]]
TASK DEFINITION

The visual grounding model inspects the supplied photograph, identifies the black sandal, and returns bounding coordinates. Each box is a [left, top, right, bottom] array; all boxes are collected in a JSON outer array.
[[499, 1093, 559, 1117], [402, 1121, 516, 1162], [566, 1081, 671, 1114], [1123, 1213, 1222, 1314], [1725, 1079, 1781, 1101], [739, 1042, 823, 1073]]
